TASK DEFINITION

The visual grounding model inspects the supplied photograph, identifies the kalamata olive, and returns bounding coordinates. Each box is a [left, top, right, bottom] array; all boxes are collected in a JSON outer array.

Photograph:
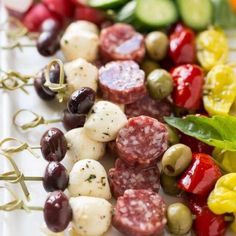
[[67, 87, 96, 114], [141, 59, 160, 75], [167, 125, 180, 145], [37, 31, 60, 57], [167, 203, 193, 235], [162, 144, 192, 177], [43, 191, 72, 233], [40, 128, 67, 162], [160, 171, 181, 196], [145, 31, 169, 61], [43, 161, 69, 192], [40, 18, 61, 33], [34, 70, 56, 101], [62, 109, 86, 131], [147, 69, 173, 100]]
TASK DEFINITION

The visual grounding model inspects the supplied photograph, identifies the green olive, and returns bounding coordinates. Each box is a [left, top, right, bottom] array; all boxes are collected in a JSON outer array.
[[160, 171, 181, 196], [147, 69, 173, 100], [145, 31, 169, 61], [141, 59, 160, 75], [162, 144, 192, 176], [167, 203, 193, 235], [167, 125, 180, 145]]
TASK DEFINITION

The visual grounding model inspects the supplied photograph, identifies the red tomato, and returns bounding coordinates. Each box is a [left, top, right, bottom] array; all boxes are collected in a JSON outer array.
[[169, 25, 196, 65], [178, 153, 222, 196], [171, 64, 204, 110], [74, 5, 106, 26]]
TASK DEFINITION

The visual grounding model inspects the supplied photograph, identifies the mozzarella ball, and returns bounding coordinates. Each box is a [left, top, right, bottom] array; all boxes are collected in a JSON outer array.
[[60, 23, 99, 62], [69, 159, 111, 199], [65, 128, 105, 161], [64, 58, 98, 94], [65, 20, 99, 35], [84, 101, 128, 142], [70, 196, 112, 236]]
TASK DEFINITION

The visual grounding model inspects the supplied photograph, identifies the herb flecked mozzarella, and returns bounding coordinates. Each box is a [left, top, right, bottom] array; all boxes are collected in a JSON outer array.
[[70, 196, 112, 236], [65, 128, 105, 161], [69, 159, 111, 199], [64, 58, 98, 94], [84, 101, 128, 142], [60, 21, 99, 62]]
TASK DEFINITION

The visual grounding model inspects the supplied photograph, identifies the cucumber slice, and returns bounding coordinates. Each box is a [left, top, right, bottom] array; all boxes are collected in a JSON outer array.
[[116, 1, 136, 23], [177, 0, 213, 30], [88, 0, 128, 9], [135, 0, 178, 28]]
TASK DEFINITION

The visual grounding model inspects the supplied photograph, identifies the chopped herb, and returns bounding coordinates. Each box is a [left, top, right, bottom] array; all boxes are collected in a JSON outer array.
[[86, 163, 89, 168], [103, 132, 110, 136], [64, 39, 69, 44], [85, 174, 96, 183], [101, 176, 106, 186]]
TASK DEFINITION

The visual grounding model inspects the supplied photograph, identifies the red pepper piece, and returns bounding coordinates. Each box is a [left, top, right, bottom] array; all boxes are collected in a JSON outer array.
[[178, 153, 222, 196], [171, 64, 204, 110], [169, 25, 196, 65], [188, 194, 227, 236]]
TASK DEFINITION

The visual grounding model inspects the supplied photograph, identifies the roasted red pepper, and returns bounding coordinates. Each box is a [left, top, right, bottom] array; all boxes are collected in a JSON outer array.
[[169, 24, 196, 65], [178, 153, 222, 196], [188, 194, 227, 236], [171, 64, 204, 110]]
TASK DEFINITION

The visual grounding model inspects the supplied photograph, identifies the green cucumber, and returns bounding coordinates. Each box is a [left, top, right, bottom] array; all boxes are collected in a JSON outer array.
[[135, 0, 178, 28], [88, 0, 128, 9], [177, 0, 213, 30], [116, 1, 137, 23]]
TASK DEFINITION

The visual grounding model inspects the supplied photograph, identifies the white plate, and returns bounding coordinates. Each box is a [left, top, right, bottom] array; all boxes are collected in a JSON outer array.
[[0, 4, 236, 236]]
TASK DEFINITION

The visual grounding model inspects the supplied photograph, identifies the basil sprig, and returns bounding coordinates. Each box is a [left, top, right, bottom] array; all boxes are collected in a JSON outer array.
[[164, 115, 236, 151]]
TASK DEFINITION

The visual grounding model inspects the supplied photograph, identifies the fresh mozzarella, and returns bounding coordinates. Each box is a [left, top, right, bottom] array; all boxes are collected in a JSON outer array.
[[60, 23, 99, 62], [64, 58, 98, 94], [68, 159, 111, 199], [65, 128, 105, 161], [3, 0, 32, 13], [84, 101, 128, 142], [65, 20, 99, 35], [70, 196, 112, 236]]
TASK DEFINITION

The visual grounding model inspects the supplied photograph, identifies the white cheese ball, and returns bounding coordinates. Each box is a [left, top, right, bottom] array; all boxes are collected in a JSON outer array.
[[84, 101, 128, 142], [60, 23, 99, 62], [65, 20, 99, 35], [65, 128, 105, 161], [69, 159, 111, 199], [64, 58, 98, 94], [70, 196, 112, 236]]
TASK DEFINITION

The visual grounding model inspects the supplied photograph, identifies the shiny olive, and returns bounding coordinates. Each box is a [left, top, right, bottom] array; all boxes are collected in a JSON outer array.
[[33, 70, 56, 101], [162, 144, 192, 176], [37, 31, 60, 57], [141, 59, 160, 75], [40, 128, 67, 162], [167, 203, 193, 235], [43, 191, 72, 233], [40, 19, 61, 33], [160, 171, 181, 196], [167, 125, 180, 145], [145, 31, 169, 61], [67, 87, 96, 114], [62, 109, 86, 131], [147, 69, 173, 100], [43, 162, 69, 192]]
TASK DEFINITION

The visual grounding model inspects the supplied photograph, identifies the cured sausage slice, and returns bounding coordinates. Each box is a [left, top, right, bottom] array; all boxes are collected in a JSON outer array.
[[112, 189, 167, 236], [100, 23, 145, 62], [99, 61, 146, 104], [125, 95, 172, 122], [116, 116, 168, 167], [108, 159, 160, 198]]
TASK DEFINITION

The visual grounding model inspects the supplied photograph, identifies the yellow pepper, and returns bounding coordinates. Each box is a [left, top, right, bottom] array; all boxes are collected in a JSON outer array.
[[203, 65, 236, 116], [197, 28, 228, 71], [208, 173, 236, 232]]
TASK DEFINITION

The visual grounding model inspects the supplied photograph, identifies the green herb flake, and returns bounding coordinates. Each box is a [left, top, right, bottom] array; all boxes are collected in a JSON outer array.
[[85, 174, 96, 183]]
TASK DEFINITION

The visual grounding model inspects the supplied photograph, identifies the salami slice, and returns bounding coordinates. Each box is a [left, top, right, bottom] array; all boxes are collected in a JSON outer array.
[[125, 95, 172, 122], [109, 159, 160, 198], [100, 23, 145, 62], [116, 116, 168, 167], [99, 61, 146, 104], [112, 189, 167, 236]]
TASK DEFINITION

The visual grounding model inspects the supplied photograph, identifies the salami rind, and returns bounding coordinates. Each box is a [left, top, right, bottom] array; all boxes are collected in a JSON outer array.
[[100, 23, 145, 62], [109, 159, 160, 198], [112, 189, 167, 236], [125, 95, 172, 122], [116, 116, 168, 167], [99, 61, 146, 104]]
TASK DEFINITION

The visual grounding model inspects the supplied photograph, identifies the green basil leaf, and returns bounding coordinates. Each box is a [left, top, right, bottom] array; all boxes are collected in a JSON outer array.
[[164, 115, 236, 151]]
